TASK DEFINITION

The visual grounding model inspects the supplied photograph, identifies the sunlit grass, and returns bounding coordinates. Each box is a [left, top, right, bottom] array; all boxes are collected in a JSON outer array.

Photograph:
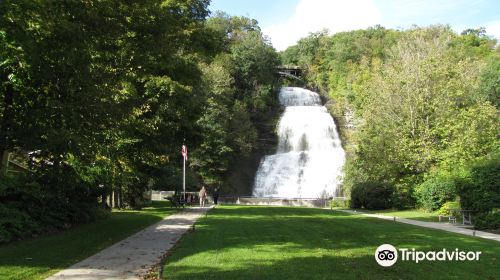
[[354, 209, 441, 222], [0, 201, 178, 280], [163, 205, 499, 280]]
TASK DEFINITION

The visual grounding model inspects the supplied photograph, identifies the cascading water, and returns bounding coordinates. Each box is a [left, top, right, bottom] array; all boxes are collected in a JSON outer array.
[[252, 87, 346, 198]]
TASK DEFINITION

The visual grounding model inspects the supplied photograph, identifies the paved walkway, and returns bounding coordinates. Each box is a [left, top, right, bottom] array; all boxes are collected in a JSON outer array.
[[334, 209, 500, 242], [46, 206, 213, 280]]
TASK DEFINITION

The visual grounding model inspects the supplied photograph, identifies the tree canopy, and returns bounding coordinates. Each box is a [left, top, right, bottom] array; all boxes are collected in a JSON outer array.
[[284, 25, 499, 224], [0, 1, 280, 243]]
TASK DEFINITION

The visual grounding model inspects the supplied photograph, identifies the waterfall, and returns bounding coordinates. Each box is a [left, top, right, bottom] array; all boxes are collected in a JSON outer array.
[[252, 87, 346, 198]]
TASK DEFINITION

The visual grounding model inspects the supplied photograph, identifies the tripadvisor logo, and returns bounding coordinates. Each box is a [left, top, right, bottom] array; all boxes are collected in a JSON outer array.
[[375, 244, 482, 267], [375, 244, 398, 267]]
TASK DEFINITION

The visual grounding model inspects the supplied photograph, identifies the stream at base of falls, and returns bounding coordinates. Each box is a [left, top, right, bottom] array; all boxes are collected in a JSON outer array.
[[252, 87, 346, 199]]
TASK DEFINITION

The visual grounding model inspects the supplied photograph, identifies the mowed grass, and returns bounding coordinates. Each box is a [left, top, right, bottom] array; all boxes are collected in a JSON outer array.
[[0, 201, 178, 280], [163, 205, 499, 280], [354, 209, 441, 222]]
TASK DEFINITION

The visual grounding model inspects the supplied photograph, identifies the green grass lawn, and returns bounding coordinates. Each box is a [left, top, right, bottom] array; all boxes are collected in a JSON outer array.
[[163, 205, 499, 280], [353, 209, 441, 222], [0, 201, 178, 280]]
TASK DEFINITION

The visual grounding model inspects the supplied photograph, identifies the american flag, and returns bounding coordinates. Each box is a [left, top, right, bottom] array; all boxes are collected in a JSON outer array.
[[182, 145, 187, 160]]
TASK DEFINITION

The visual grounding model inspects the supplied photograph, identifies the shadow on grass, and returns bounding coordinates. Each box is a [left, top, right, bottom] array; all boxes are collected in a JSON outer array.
[[0, 201, 178, 280], [163, 206, 500, 280]]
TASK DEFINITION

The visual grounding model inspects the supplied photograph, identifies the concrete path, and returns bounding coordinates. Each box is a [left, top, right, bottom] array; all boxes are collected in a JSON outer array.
[[46, 206, 213, 280], [334, 209, 500, 242]]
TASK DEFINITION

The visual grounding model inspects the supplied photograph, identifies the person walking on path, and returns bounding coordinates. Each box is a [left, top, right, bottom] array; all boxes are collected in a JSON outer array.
[[213, 187, 220, 205], [199, 186, 207, 207]]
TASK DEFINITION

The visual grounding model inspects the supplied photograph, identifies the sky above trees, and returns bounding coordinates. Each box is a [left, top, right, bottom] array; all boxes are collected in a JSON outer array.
[[209, 0, 500, 51]]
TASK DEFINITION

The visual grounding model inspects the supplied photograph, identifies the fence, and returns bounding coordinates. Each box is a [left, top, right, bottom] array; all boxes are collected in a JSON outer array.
[[151, 191, 204, 201], [218, 196, 348, 208], [151, 191, 347, 208]]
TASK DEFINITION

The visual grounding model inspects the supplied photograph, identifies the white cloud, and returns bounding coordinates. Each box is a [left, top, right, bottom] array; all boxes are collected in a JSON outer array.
[[378, 0, 486, 30], [263, 0, 381, 51], [379, 0, 480, 20], [484, 20, 500, 41]]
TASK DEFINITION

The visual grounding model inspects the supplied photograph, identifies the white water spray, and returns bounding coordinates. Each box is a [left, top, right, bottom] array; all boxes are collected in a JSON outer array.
[[252, 87, 346, 198]]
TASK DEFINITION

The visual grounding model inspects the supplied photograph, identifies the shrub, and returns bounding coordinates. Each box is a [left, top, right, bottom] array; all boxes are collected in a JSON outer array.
[[457, 156, 500, 229], [437, 201, 461, 216], [415, 175, 457, 211], [474, 211, 500, 230], [457, 156, 500, 213], [0, 204, 30, 242], [330, 199, 350, 208], [349, 182, 394, 210], [350, 182, 366, 209], [391, 185, 416, 210], [0, 174, 107, 244]]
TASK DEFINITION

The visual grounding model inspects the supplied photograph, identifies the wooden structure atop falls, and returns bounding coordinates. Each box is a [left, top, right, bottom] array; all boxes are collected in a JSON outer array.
[[276, 65, 302, 80]]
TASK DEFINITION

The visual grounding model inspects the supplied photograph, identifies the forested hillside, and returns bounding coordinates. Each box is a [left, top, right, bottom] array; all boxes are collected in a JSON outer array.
[[282, 25, 499, 228], [0, 1, 279, 243], [1, 0, 498, 243]]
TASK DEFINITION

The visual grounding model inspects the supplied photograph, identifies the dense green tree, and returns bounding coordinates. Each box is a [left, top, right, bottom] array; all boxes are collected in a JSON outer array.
[[0, 0, 216, 242], [477, 54, 500, 107], [190, 56, 234, 185], [189, 14, 279, 189], [285, 25, 499, 213], [346, 27, 498, 206]]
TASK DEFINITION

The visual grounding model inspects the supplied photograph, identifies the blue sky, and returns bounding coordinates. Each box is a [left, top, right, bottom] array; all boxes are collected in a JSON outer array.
[[209, 0, 500, 51]]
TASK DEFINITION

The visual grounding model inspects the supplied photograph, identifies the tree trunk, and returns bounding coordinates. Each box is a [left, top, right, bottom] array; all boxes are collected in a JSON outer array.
[[113, 188, 119, 208], [101, 193, 107, 208], [108, 192, 113, 208], [118, 185, 122, 208], [0, 71, 15, 174]]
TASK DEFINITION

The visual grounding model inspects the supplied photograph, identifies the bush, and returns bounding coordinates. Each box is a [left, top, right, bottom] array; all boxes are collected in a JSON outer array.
[[330, 199, 350, 208], [391, 185, 416, 210], [415, 175, 457, 211], [437, 201, 460, 216], [457, 157, 500, 213], [474, 211, 500, 230], [350, 186, 363, 209], [0, 204, 31, 243], [350, 182, 394, 210], [0, 174, 106, 244], [457, 156, 500, 229]]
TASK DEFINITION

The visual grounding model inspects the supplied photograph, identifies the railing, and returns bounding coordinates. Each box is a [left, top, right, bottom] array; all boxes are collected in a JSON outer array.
[[151, 190, 200, 201], [277, 71, 303, 81], [218, 196, 347, 208], [276, 65, 301, 70], [151, 191, 348, 208]]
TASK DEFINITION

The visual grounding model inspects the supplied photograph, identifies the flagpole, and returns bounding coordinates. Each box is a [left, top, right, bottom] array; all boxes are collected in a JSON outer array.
[[183, 154, 186, 203], [181, 144, 187, 205]]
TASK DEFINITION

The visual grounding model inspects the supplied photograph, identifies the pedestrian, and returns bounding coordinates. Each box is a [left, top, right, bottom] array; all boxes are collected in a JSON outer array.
[[199, 186, 207, 207], [213, 187, 220, 205]]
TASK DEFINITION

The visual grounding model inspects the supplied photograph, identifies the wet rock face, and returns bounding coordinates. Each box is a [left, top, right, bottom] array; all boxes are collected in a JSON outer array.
[[253, 87, 346, 199]]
